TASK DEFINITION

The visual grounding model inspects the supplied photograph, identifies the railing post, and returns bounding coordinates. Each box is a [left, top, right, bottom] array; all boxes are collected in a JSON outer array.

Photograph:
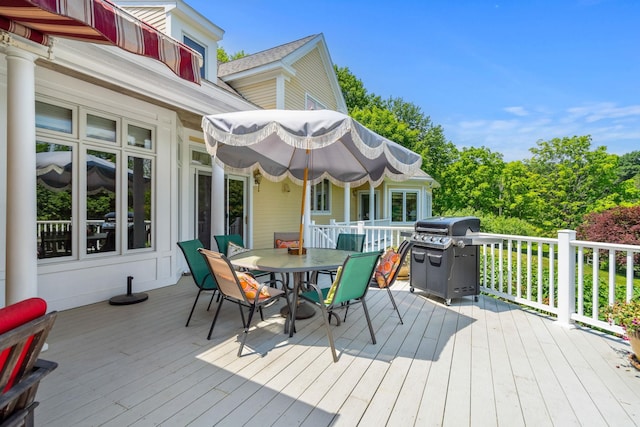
[[556, 229, 576, 328]]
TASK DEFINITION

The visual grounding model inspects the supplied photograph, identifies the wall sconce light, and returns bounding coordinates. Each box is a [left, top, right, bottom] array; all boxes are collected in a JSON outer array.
[[253, 170, 262, 191], [282, 183, 290, 193]]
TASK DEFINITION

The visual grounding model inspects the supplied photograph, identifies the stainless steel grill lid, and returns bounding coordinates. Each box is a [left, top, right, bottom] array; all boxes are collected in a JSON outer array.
[[414, 216, 480, 236]]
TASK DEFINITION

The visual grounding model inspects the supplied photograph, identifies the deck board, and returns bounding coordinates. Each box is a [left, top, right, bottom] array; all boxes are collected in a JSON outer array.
[[35, 276, 640, 426]]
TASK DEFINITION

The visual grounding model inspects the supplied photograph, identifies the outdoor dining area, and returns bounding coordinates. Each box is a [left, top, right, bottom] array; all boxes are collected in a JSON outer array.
[[34, 269, 640, 426]]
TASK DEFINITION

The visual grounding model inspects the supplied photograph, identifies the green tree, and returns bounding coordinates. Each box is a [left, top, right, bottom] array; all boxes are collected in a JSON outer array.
[[526, 136, 621, 232], [350, 106, 419, 148], [436, 146, 505, 215], [618, 150, 640, 183], [382, 97, 458, 185], [334, 66, 457, 192], [217, 47, 247, 63], [499, 160, 543, 223], [334, 65, 381, 112]]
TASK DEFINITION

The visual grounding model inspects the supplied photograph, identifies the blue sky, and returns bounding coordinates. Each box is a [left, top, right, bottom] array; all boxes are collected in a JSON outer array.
[[190, 0, 639, 161]]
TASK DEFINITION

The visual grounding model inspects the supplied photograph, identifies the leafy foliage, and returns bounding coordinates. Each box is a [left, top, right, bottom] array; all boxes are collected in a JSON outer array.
[[617, 150, 640, 183], [436, 146, 505, 215], [577, 206, 640, 245], [525, 136, 625, 232], [217, 47, 247, 63], [441, 208, 540, 236], [577, 206, 640, 272], [334, 65, 456, 193]]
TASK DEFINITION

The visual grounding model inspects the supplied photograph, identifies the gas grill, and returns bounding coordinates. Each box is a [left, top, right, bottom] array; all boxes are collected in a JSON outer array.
[[410, 216, 481, 305]]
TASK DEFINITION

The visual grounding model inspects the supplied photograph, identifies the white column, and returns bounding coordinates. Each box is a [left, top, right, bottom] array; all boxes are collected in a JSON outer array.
[[5, 48, 38, 304], [210, 159, 225, 238], [343, 183, 350, 224], [369, 183, 375, 225]]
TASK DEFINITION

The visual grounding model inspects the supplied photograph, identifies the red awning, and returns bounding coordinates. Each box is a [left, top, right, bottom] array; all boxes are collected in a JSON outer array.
[[0, 0, 201, 84]]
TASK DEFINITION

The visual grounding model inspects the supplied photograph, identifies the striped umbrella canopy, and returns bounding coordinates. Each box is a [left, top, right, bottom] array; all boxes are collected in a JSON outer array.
[[202, 109, 424, 251], [0, 0, 201, 84]]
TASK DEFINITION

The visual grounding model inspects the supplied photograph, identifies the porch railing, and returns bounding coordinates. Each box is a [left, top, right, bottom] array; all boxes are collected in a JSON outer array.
[[309, 223, 640, 336], [476, 230, 638, 335], [308, 220, 411, 252]]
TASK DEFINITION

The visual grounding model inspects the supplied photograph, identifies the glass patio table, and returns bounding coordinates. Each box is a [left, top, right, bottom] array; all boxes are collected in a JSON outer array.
[[229, 247, 355, 337]]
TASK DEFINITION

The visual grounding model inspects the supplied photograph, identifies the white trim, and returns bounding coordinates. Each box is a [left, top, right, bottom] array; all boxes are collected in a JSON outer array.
[[276, 75, 286, 109]]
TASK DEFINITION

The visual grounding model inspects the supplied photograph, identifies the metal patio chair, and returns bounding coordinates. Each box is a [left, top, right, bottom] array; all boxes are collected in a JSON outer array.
[[177, 239, 218, 327], [316, 233, 366, 283], [299, 250, 382, 362], [198, 248, 290, 356]]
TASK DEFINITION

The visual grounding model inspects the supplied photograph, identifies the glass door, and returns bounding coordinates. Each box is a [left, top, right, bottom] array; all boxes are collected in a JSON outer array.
[[359, 191, 379, 221], [195, 170, 212, 248]]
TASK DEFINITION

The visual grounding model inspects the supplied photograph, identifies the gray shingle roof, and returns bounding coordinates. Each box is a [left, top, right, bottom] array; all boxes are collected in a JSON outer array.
[[218, 34, 319, 77]]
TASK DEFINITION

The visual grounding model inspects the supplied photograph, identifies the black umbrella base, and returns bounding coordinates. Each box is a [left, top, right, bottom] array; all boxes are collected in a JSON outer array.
[[109, 276, 148, 305], [280, 301, 316, 319], [109, 292, 148, 305]]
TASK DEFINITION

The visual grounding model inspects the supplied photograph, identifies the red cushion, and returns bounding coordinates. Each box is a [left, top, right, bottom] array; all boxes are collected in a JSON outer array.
[[0, 298, 47, 334], [0, 298, 47, 393]]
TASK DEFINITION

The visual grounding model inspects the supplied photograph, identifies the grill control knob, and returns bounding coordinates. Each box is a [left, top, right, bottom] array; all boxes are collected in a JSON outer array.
[[456, 240, 465, 248]]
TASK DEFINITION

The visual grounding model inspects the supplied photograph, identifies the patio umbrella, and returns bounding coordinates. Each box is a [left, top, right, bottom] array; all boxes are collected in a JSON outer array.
[[201, 109, 423, 251], [0, 0, 201, 84]]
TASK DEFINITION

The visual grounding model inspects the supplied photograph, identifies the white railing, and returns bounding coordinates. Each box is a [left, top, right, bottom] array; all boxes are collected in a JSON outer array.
[[308, 221, 412, 252], [309, 223, 640, 336], [478, 230, 640, 335]]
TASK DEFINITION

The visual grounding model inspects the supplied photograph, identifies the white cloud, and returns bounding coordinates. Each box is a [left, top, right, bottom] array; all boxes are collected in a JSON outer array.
[[504, 106, 528, 117], [443, 102, 640, 161]]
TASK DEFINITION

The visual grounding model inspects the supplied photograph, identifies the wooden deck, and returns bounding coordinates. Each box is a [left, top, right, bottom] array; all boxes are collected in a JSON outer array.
[[37, 276, 640, 426]]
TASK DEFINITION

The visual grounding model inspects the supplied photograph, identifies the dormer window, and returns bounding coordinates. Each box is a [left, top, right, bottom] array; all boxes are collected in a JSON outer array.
[[183, 35, 206, 79]]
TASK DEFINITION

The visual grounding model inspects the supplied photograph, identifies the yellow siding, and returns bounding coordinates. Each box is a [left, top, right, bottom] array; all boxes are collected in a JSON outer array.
[[122, 7, 167, 33], [234, 80, 277, 110], [285, 48, 338, 110], [252, 179, 304, 248]]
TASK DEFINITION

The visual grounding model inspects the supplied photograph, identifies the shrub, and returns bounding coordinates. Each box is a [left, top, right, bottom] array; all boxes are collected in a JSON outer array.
[[577, 206, 640, 275]]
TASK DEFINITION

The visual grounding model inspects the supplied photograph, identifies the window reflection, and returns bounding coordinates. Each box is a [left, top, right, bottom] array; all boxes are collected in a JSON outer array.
[[35, 101, 72, 134], [36, 143, 73, 259], [128, 156, 152, 249], [86, 114, 116, 142]]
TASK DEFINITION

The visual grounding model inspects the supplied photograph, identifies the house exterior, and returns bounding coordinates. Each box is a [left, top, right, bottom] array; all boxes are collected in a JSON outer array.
[[0, 0, 435, 312]]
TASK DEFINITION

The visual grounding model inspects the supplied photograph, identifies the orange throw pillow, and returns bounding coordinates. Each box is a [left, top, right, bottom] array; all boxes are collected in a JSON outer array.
[[275, 239, 299, 249], [237, 272, 271, 300], [375, 248, 401, 288]]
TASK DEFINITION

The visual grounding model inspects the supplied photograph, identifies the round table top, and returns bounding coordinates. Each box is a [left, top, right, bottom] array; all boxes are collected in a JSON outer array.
[[229, 247, 355, 273]]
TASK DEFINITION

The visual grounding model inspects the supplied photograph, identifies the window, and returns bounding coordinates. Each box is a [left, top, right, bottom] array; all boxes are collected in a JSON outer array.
[[35, 100, 156, 260], [86, 114, 116, 142], [127, 156, 152, 250], [183, 35, 206, 79], [36, 143, 73, 259], [127, 124, 153, 150], [191, 150, 212, 166], [305, 94, 326, 110], [311, 179, 330, 213], [86, 149, 117, 254], [390, 190, 418, 223], [36, 101, 72, 134]]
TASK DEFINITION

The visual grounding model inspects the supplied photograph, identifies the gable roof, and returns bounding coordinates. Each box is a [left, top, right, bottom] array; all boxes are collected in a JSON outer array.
[[218, 34, 318, 77]]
